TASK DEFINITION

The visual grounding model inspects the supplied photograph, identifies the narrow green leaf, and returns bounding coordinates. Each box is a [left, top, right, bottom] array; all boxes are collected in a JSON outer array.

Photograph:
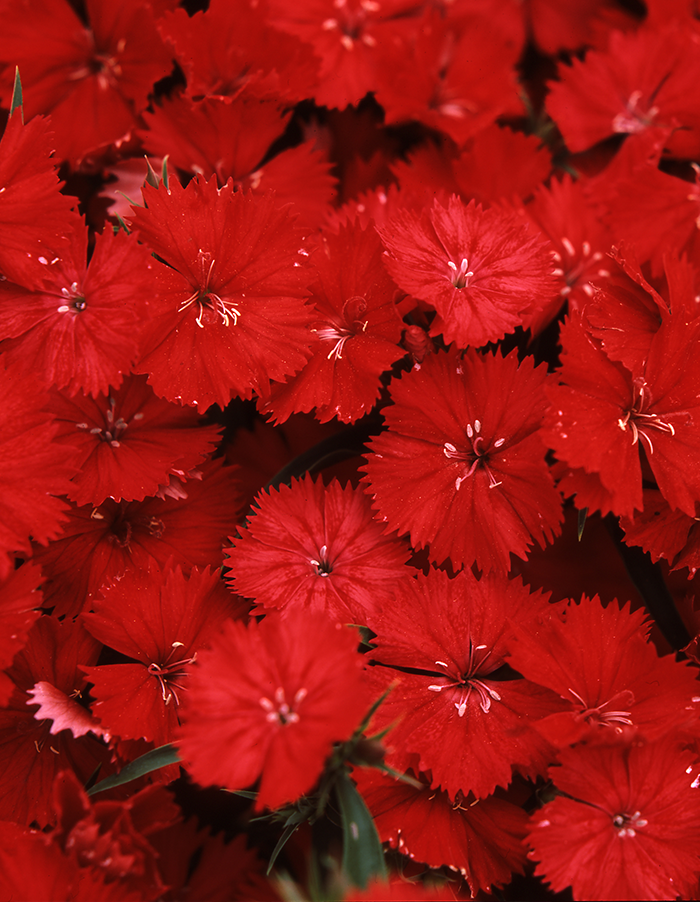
[[87, 743, 180, 796], [354, 684, 393, 736], [144, 155, 160, 189], [335, 770, 387, 889], [577, 507, 588, 541], [224, 788, 258, 800], [161, 154, 170, 191], [10, 67, 23, 121], [267, 822, 301, 875], [373, 764, 423, 790], [113, 213, 131, 235]]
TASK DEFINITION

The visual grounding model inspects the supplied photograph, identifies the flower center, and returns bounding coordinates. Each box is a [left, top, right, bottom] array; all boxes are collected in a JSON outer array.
[[75, 395, 146, 448], [310, 544, 333, 576], [426, 641, 503, 717], [551, 238, 609, 299], [443, 420, 505, 491], [259, 686, 307, 725], [313, 296, 369, 360], [617, 380, 678, 455], [321, 0, 380, 50], [448, 257, 474, 289], [612, 90, 659, 135], [148, 641, 197, 706], [567, 687, 635, 728], [68, 34, 125, 90], [57, 282, 87, 314], [178, 250, 241, 329], [612, 810, 648, 838]]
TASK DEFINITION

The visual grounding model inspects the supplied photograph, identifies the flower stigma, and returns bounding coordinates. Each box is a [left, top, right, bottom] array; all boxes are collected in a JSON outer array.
[[178, 251, 241, 328], [259, 686, 307, 725], [443, 420, 504, 490]]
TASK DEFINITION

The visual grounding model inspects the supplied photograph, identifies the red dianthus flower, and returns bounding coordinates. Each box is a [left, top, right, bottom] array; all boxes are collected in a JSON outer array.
[[529, 738, 700, 901], [363, 347, 562, 574], [363, 569, 565, 799], [129, 176, 314, 410], [378, 194, 557, 348], [225, 475, 410, 624], [177, 611, 370, 811]]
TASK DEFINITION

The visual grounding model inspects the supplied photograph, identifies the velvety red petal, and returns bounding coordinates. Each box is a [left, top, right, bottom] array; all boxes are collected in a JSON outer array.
[[354, 767, 528, 896], [379, 195, 557, 348], [177, 613, 370, 810], [226, 475, 410, 623], [0, 361, 75, 578], [363, 347, 561, 573], [529, 739, 700, 901], [48, 374, 221, 506]]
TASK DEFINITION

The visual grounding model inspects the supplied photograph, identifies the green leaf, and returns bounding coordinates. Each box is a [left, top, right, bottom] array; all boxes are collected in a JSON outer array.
[[113, 213, 131, 234], [267, 814, 306, 875], [224, 788, 258, 800], [335, 770, 387, 889], [144, 155, 161, 189], [87, 743, 180, 796], [577, 507, 588, 541], [10, 67, 23, 121], [161, 154, 170, 191]]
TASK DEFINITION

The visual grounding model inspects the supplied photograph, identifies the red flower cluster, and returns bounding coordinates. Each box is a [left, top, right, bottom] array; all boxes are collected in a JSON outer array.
[[2, 1, 700, 899]]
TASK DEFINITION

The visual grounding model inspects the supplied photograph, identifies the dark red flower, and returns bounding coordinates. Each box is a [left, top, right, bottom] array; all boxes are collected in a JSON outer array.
[[140, 92, 292, 186], [32, 457, 243, 618], [225, 475, 410, 624], [0, 821, 143, 902], [522, 173, 616, 331], [128, 176, 314, 410], [0, 222, 160, 398], [149, 819, 275, 902], [82, 564, 243, 746], [546, 22, 700, 159], [354, 766, 529, 896], [506, 595, 700, 748], [374, 10, 523, 147], [47, 374, 221, 506], [363, 569, 565, 799], [177, 611, 370, 810], [378, 194, 557, 348], [0, 360, 75, 580], [621, 488, 700, 578], [158, 0, 317, 104], [543, 308, 700, 518], [363, 347, 562, 574], [0, 0, 173, 164], [261, 219, 404, 424], [0, 616, 111, 827], [51, 769, 179, 900], [265, 0, 416, 110], [528, 738, 700, 901]]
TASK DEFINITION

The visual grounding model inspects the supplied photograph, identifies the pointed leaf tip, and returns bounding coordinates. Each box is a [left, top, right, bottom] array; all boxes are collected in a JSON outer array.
[[336, 770, 387, 888], [577, 507, 588, 541], [10, 67, 23, 121], [87, 743, 180, 796]]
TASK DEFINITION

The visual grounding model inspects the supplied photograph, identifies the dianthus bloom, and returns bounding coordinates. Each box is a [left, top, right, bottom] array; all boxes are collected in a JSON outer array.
[[177, 611, 370, 811], [363, 568, 564, 799], [363, 347, 562, 574], [529, 738, 700, 901], [378, 194, 557, 348], [128, 176, 314, 410], [225, 475, 410, 623]]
